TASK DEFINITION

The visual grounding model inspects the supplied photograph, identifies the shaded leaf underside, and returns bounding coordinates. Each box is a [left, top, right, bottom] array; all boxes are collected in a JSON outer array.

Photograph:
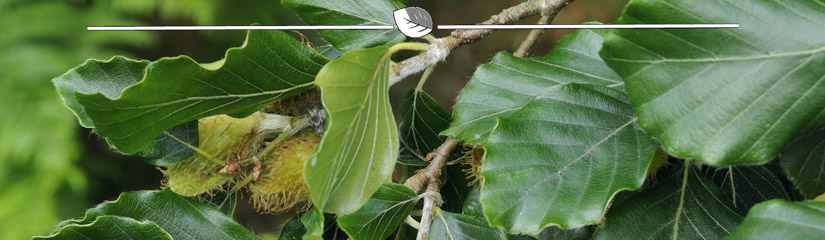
[[307, 46, 398, 214]]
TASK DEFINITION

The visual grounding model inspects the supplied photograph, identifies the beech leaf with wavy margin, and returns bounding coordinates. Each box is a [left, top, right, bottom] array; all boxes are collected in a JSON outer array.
[[54, 30, 328, 154], [481, 84, 657, 233], [308, 46, 398, 214], [444, 28, 623, 144], [35, 216, 172, 240], [338, 183, 417, 240], [601, 0, 825, 166], [43, 189, 256, 240], [593, 163, 743, 239], [726, 200, 825, 240], [780, 128, 825, 198]]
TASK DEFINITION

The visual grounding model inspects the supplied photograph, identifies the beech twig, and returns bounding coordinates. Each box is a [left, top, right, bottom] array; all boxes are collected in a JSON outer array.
[[389, 0, 575, 86], [403, 137, 460, 240], [396, 1, 576, 239], [514, 14, 552, 57]]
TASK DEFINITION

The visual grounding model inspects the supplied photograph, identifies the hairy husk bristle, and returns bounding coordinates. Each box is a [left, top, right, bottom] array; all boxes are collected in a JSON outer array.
[[462, 147, 484, 186], [249, 132, 319, 213], [163, 113, 264, 196]]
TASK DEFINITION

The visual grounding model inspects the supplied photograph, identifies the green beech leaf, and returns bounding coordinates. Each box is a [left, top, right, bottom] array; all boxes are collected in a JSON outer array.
[[441, 164, 471, 213], [338, 183, 418, 240], [462, 185, 484, 219], [53, 56, 200, 165], [55, 30, 328, 153], [593, 163, 742, 239], [399, 89, 452, 166], [317, 45, 344, 60], [393, 223, 418, 240], [308, 46, 398, 214], [35, 216, 172, 240], [726, 200, 825, 240], [136, 121, 199, 166], [481, 84, 657, 233], [278, 216, 306, 240], [282, 0, 405, 51], [533, 225, 595, 240], [302, 208, 325, 240], [462, 186, 594, 240], [601, 0, 825, 166], [201, 191, 238, 217], [50, 189, 256, 240], [780, 128, 825, 198], [703, 165, 789, 213], [53, 56, 149, 128], [506, 226, 595, 240], [444, 28, 623, 144], [429, 210, 507, 240]]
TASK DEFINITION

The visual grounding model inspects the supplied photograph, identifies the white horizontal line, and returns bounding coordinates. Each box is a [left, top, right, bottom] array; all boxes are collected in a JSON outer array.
[[87, 25, 395, 31], [87, 24, 740, 31], [438, 24, 739, 29]]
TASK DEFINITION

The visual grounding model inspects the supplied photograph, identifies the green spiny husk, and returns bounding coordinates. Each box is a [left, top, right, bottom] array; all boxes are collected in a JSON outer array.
[[249, 131, 319, 213], [163, 113, 264, 196]]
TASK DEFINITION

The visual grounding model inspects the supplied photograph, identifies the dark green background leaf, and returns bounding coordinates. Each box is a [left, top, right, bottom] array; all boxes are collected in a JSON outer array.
[[51, 189, 256, 240], [136, 121, 199, 166], [307, 46, 398, 214], [338, 183, 418, 240], [57, 30, 328, 153], [594, 163, 742, 239], [429, 210, 507, 240], [282, 0, 405, 51], [780, 128, 825, 198], [726, 200, 825, 240], [481, 84, 656, 233], [35, 216, 172, 240], [399, 89, 453, 166], [703, 165, 789, 213], [278, 216, 306, 240], [445, 28, 623, 144], [602, 0, 825, 166], [317, 45, 344, 60], [302, 208, 325, 240]]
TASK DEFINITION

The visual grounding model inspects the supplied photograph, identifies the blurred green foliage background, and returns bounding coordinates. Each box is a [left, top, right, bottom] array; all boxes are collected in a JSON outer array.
[[0, 0, 626, 238]]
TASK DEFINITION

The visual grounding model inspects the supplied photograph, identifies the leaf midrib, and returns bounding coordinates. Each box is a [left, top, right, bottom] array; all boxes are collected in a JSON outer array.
[[81, 82, 315, 110], [606, 45, 825, 64]]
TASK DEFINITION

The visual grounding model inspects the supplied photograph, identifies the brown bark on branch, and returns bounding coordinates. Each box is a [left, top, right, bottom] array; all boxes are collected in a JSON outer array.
[[389, 0, 575, 86]]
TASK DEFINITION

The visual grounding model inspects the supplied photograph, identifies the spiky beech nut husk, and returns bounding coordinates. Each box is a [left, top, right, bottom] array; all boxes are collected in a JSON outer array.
[[646, 147, 670, 178], [163, 113, 265, 196], [264, 87, 321, 117], [461, 147, 484, 186], [249, 132, 319, 213]]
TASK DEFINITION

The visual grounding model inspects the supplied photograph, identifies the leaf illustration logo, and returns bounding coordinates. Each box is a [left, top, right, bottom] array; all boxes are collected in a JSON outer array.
[[393, 7, 433, 38]]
